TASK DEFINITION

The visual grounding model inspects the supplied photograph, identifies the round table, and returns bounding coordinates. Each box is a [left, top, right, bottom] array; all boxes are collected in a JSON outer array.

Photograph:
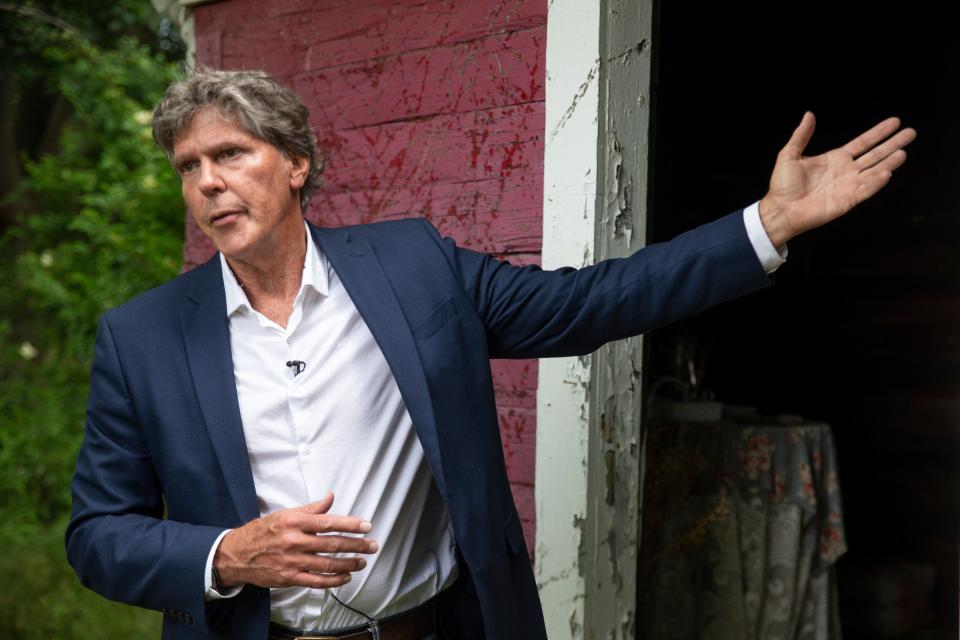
[[639, 417, 847, 640]]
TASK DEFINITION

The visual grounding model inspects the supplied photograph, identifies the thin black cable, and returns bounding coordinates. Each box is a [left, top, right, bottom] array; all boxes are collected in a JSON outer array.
[[329, 591, 375, 623]]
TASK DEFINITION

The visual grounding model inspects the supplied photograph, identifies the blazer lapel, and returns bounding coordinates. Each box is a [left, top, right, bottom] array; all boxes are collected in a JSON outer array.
[[310, 224, 447, 493], [179, 258, 260, 523]]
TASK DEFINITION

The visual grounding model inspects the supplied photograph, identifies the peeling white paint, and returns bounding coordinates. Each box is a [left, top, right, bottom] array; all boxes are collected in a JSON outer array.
[[549, 60, 600, 142], [538, 0, 652, 638], [583, 1, 652, 637], [536, 0, 600, 636]]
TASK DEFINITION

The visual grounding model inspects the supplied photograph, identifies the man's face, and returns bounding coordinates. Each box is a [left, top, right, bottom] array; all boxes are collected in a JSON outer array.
[[172, 108, 308, 260]]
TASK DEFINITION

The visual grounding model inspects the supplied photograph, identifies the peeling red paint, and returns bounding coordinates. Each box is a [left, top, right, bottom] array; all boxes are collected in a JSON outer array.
[[190, 0, 547, 552]]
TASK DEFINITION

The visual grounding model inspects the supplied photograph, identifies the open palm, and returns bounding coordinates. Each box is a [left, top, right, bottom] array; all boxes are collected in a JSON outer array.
[[760, 112, 916, 247]]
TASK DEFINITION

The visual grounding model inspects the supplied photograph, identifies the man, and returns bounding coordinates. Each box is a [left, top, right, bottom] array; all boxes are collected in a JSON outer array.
[[66, 67, 914, 639]]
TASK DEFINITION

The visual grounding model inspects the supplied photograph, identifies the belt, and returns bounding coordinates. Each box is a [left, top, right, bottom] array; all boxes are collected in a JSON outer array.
[[267, 599, 435, 640]]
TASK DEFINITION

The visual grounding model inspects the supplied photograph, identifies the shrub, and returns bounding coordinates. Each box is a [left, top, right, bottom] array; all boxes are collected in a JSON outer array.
[[0, 9, 183, 638]]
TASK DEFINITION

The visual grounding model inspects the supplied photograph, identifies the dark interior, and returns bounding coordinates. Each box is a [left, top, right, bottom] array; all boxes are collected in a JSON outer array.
[[646, 1, 959, 636]]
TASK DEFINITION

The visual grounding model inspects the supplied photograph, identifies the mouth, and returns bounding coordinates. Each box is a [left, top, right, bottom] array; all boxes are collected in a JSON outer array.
[[209, 208, 245, 226]]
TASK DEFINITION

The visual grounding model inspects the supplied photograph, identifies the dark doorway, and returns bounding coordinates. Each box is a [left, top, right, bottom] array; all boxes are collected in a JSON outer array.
[[644, 2, 959, 638]]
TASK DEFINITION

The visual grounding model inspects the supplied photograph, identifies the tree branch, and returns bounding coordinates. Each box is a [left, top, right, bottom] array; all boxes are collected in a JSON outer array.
[[0, 3, 84, 39]]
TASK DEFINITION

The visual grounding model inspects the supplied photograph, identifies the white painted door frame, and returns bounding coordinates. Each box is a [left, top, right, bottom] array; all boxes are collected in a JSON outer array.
[[536, 1, 654, 637]]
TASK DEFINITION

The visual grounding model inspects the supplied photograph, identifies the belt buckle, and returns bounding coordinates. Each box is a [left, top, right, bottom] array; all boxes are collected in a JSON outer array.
[[293, 636, 337, 640]]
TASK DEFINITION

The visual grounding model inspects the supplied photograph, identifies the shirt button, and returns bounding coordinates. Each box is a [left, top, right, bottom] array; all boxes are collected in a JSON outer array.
[[300, 445, 311, 456]]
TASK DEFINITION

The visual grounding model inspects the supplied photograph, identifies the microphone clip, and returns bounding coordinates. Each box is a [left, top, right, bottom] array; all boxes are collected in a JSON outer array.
[[285, 360, 306, 376]]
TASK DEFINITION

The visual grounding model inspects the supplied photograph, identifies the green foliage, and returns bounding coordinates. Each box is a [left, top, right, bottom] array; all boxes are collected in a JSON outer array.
[[0, 4, 183, 637], [0, 523, 160, 637], [0, 1, 183, 80]]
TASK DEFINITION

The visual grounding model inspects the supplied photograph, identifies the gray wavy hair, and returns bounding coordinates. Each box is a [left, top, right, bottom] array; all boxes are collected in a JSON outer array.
[[152, 66, 324, 210]]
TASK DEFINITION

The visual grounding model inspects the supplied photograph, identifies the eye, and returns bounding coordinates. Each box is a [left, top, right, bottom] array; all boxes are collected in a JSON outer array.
[[220, 147, 241, 160], [178, 160, 198, 175]]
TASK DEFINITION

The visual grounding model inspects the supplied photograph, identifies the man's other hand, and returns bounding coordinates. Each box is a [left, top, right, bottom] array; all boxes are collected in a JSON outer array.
[[213, 492, 378, 589], [759, 112, 917, 249]]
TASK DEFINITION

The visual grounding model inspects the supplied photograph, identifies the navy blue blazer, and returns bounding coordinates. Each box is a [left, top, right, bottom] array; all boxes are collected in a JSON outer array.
[[66, 211, 771, 639]]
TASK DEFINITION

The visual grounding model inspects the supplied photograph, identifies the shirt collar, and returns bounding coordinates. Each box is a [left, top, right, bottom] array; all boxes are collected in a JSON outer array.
[[219, 221, 329, 317]]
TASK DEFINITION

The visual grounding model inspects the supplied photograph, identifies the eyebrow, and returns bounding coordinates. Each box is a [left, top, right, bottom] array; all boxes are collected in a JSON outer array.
[[173, 140, 249, 167]]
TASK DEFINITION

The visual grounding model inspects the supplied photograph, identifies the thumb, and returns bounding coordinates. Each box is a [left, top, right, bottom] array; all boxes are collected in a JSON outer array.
[[296, 491, 334, 514], [781, 111, 816, 160]]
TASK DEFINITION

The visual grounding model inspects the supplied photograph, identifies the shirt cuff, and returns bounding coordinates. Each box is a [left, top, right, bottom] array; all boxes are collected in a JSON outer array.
[[743, 201, 788, 274], [204, 529, 243, 600]]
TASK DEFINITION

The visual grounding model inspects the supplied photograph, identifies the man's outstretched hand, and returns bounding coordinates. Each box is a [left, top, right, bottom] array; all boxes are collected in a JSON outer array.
[[759, 112, 917, 249], [213, 492, 378, 590]]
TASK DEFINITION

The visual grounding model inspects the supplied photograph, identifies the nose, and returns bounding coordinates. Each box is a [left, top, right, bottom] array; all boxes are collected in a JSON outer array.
[[196, 159, 226, 196]]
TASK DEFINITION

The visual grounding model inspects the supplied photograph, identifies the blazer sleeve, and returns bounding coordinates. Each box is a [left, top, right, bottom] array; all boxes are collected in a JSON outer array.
[[65, 314, 226, 635], [422, 210, 773, 359]]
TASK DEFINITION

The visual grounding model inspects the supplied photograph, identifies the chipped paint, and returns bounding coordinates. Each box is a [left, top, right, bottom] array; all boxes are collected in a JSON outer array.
[[536, 0, 600, 633], [606, 527, 622, 590], [188, 0, 548, 552], [609, 38, 648, 65], [549, 60, 599, 141], [582, 1, 653, 637], [187, 0, 548, 254], [604, 448, 615, 505], [569, 608, 582, 636], [546, 39, 649, 147], [605, 130, 634, 247], [538, 0, 652, 637]]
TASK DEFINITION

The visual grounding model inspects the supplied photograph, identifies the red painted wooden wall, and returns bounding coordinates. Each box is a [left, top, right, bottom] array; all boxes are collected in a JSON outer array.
[[187, 0, 547, 554]]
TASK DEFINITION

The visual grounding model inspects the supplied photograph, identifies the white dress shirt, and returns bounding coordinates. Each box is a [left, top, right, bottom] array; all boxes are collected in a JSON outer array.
[[203, 206, 784, 630], [206, 222, 457, 630], [743, 201, 787, 272]]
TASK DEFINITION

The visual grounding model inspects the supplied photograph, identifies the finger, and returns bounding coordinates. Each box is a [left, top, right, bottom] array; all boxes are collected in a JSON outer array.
[[295, 492, 335, 515], [780, 111, 816, 160], [854, 127, 916, 170], [842, 117, 902, 157], [854, 152, 906, 201], [869, 148, 908, 176], [288, 571, 354, 590], [301, 553, 369, 575], [854, 171, 892, 203], [305, 513, 373, 535], [300, 533, 380, 555]]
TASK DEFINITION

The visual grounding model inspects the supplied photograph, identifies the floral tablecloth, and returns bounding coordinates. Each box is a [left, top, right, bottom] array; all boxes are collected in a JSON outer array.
[[639, 419, 847, 640]]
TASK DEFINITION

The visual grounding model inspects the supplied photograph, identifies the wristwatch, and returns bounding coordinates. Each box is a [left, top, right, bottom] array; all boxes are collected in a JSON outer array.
[[211, 566, 226, 595]]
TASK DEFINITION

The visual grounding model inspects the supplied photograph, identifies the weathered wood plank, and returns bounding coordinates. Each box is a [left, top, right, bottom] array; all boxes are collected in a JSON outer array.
[[293, 28, 545, 131], [190, 0, 548, 537], [199, 0, 546, 75], [493, 359, 538, 409], [308, 181, 543, 253], [498, 406, 536, 485], [318, 103, 544, 195]]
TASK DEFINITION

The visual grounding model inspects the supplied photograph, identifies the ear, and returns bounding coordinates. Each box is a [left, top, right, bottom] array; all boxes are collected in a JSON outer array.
[[288, 154, 310, 190]]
